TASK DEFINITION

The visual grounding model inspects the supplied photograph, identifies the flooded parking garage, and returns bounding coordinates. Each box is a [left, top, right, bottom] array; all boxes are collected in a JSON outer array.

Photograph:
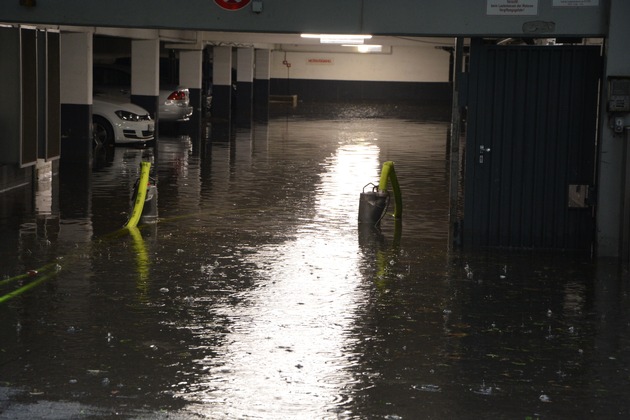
[[1, 104, 630, 419]]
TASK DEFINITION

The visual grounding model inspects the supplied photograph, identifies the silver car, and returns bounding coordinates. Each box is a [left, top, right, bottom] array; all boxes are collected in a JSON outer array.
[[158, 86, 193, 122], [93, 64, 193, 122]]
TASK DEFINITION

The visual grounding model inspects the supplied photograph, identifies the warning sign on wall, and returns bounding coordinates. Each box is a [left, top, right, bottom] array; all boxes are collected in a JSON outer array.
[[307, 58, 334, 65], [487, 0, 538, 15], [214, 0, 251, 11]]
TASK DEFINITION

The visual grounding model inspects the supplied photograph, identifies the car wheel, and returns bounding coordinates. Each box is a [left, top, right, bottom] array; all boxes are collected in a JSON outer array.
[[93, 116, 115, 147]]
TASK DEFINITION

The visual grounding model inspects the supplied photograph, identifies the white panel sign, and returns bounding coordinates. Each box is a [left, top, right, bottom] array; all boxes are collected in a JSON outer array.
[[553, 0, 599, 6], [487, 0, 538, 15]]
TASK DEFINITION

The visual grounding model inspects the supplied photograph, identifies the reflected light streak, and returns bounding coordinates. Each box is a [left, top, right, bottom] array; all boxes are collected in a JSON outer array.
[[127, 227, 150, 302], [182, 141, 381, 417]]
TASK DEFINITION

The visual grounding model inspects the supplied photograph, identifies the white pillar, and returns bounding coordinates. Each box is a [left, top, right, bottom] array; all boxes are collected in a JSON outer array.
[[180, 50, 203, 90], [131, 38, 159, 119], [60, 31, 92, 164], [236, 47, 254, 125], [254, 48, 271, 121], [212, 46, 233, 121], [237, 47, 255, 83], [60, 32, 92, 106], [180, 49, 204, 133]]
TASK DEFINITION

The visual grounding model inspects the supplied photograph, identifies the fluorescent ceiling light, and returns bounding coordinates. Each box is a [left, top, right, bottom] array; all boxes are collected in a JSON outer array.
[[320, 38, 365, 44], [356, 45, 383, 53], [301, 33, 372, 45]]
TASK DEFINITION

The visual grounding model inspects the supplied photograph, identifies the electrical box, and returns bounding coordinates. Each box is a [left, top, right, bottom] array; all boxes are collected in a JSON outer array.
[[608, 77, 630, 112]]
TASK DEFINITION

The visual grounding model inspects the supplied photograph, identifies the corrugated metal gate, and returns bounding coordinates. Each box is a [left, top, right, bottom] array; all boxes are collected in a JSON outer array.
[[463, 40, 601, 251]]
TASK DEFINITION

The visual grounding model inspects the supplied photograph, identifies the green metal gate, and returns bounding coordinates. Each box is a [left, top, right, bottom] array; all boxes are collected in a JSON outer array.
[[463, 39, 601, 251]]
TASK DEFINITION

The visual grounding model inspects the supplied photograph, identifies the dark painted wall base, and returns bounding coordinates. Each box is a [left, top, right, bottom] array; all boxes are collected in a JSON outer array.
[[235, 81, 253, 126], [211, 84, 232, 121], [60, 103, 91, 166], [270, 79, 451, 106], [131, 95, 160, 138], [0, 164, 32, 194], [182, 88, 202, 138], [188, 88, 202, 118], [131, 95, 159, 120], [254, 79, 270, 122]]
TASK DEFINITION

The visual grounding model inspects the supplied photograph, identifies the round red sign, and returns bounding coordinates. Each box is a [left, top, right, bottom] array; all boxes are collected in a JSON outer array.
[[214, 0, 251, 11]]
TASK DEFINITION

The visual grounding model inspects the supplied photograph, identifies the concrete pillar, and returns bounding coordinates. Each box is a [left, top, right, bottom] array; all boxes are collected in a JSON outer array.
[[131, 39, 159, 121], [597, 0, 630, 259], [236, 47, 254, 127], [180, 49, 203, 137], [60, 31, 92, 166], [59, 31, 91, 218], [38, 30, 61, 162], [254, 49, 270, 122], [211, 46, 233, 122], [0, 28, 22, 170]]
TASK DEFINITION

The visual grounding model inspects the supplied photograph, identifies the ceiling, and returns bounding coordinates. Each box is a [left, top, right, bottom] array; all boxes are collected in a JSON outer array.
[[87, 26, 456, 52], [193, 31, 455, 49]]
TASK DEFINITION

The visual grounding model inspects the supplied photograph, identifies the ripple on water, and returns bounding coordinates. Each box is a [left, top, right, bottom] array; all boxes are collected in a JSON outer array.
[[2, 106, 626, 419]]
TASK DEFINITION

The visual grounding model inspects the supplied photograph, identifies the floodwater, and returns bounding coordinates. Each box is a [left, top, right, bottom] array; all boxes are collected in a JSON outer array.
[[1, 103, 630, 419]]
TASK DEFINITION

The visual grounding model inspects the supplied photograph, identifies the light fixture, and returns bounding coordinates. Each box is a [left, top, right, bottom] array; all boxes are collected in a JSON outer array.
[[300, 33, 372, 45], [340, 44, 383, 53]]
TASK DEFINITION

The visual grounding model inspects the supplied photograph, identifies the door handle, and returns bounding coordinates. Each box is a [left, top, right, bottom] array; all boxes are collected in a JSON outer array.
[[479, 145, 490, 163]]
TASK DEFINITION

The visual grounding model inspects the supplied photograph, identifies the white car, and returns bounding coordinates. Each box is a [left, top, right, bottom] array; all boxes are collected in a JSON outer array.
[[93, 97, 155, 146]]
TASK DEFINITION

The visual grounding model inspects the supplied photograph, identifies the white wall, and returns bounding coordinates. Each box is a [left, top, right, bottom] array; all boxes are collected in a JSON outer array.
[[270, 45, 450, 83]]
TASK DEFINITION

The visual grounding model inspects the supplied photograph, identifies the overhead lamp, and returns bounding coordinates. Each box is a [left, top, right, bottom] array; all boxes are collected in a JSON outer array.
[[341, 44, 383, 53], [300, 33, 372, 45]]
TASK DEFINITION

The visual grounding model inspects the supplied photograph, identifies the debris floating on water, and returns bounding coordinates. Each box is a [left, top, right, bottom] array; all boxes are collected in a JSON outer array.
[[412, 384, 442, 393]]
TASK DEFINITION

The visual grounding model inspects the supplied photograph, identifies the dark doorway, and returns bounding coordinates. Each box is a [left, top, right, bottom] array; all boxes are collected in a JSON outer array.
[[463, 39, 601, 251]]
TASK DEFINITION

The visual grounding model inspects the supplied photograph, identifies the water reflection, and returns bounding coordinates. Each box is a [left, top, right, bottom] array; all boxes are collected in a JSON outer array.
[[180, 139, 380, 417], [1, 107, 629, 419], [127, 227, 150, 301]]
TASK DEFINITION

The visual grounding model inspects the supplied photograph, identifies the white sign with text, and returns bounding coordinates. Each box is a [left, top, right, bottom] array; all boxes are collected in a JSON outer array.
[[487, 0, 538, 15]]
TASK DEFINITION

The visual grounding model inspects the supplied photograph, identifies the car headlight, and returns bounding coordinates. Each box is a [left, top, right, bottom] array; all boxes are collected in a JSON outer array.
[[115, 110, 148, 122]]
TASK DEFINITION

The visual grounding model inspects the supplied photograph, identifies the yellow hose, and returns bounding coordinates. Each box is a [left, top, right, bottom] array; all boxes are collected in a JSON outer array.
[[378, 161, 402, 219], [0, 262, 58, 287], [0, 267, 60, 304], [124, 161, 151, 228]]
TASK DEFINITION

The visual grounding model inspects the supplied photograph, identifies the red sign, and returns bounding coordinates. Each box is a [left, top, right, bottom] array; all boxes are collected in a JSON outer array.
[[214, 0, 251, 10]]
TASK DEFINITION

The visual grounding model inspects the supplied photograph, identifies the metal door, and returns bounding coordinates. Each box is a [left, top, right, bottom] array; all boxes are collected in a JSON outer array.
[[463, 40, 601, 250]]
